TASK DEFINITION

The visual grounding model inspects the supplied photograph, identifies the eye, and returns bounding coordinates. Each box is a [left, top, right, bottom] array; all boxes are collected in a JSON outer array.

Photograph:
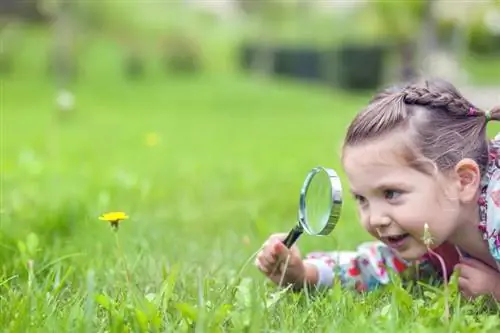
[[354, 194, 367, 205], [383, 189, 402, 201]]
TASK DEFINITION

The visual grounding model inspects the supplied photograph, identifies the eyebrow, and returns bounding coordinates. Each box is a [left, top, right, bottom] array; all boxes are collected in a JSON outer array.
[[350, 182, 411, 196], [375, 182, 411, 190], [349, 190, 360, 196]]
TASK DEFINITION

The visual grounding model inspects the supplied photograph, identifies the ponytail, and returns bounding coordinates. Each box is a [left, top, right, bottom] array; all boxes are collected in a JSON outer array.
[[487, 105, 500, 122]]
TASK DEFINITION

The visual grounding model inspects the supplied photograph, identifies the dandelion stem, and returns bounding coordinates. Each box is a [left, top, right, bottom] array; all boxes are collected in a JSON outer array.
[[113, 231, 131, 287], [426, 246, 450, 321], [423, 223, 449, 322]]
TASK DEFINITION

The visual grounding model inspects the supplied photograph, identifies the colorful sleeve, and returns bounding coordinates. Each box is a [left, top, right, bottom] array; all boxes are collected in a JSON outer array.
[[303, 241, 425, 292], [481, 132, 500, 268]]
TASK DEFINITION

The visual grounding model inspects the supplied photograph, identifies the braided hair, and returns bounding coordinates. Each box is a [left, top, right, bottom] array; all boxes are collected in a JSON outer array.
[[343, 77, 500, 176], [403, 86, 500, 121]]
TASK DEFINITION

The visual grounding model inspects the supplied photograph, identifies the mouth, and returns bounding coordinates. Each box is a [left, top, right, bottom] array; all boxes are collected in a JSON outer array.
[[382, 233, 410, 248]]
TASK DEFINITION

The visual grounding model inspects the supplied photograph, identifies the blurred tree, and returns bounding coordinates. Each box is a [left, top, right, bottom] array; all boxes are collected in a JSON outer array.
[[434, 1, 499, 69], [0, 22, 19, 75], [161, 31, 202, 74], [0, 0, 48, 75], [71, 0, 198, 78], [236, 0, 305, 77], [63, 0, 140, 79], [39, 0, 77, 114], [0, 0, 46, 22], [367, 0, 429, 81]]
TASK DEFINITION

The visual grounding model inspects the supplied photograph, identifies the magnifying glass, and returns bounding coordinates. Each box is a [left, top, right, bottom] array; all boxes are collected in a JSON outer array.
[[282, 166, 343, 248]]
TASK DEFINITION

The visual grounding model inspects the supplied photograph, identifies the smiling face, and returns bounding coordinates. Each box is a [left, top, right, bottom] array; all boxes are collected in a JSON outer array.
[[342, 132, 464, 261]]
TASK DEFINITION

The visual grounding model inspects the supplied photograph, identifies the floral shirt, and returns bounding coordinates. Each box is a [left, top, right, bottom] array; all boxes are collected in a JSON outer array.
[[304, 133, 500, 292]]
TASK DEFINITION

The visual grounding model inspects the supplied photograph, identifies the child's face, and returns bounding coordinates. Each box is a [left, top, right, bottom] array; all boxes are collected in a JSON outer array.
[[342, 136, 462, 261]]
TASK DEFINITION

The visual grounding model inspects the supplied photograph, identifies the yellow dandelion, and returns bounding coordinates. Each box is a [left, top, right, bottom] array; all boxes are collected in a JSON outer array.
[[145, 132, 160, 147], [99, 212, 129, 230]]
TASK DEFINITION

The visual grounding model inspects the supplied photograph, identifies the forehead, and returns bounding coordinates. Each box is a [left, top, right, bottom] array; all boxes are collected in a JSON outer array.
[[342, 135, 423, 190], [343, 132, 411, 169]]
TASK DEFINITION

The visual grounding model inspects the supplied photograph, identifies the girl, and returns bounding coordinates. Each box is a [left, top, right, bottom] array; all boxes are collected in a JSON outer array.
[[255, 78, 500, 300]]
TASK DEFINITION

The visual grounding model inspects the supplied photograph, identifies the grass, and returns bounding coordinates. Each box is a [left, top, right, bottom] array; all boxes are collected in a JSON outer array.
[[2, 31, 500, 332]]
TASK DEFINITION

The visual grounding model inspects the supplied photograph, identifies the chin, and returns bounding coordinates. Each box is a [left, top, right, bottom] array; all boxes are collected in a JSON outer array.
[[393, 245, 428, 262]]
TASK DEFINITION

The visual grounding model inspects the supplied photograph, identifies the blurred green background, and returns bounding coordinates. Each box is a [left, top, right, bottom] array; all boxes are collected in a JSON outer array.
[[2, 0, 500, 283], [1, 0, 500, 330]]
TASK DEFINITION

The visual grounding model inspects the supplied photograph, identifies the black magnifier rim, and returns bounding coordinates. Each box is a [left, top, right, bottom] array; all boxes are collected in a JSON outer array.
[[298, 166, 343, 236]]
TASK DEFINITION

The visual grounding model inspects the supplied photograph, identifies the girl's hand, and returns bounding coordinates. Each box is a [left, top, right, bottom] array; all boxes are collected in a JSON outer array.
[[255, 233, 316, 289], [456, 257, 500, 300]]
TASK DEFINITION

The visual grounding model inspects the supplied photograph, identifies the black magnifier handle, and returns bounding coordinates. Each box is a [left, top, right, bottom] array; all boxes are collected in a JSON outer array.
[[282, 224, 304, 248]]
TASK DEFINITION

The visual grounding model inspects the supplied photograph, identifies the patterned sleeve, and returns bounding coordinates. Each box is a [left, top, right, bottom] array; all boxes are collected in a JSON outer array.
[[480, 132, 500, 269], [303, 241, 435, 292]]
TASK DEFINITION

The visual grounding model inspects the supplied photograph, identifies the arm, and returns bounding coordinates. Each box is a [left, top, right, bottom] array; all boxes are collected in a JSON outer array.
[[303, 241, 434, 292]]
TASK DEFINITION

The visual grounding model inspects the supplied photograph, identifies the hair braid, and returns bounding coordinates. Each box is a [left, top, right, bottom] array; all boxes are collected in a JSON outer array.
[[402, 87, 472, 116], [402, 86, 500, 123], [343, 77, 494, 177]]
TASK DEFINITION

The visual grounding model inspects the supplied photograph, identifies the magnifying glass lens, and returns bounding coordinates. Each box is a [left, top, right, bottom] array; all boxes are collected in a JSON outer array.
[[282, 166, 343, 249], [303, 170, 333, 234]]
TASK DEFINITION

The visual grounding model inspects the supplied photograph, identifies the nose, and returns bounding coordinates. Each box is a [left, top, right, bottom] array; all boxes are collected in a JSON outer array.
[[369, 213, 391, 230]]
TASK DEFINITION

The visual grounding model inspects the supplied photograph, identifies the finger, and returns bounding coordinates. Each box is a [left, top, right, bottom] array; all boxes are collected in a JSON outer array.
[[256, 255, 277, 275], [460, 257, 490, 270], [458, 276, 469, 289], [270, 245, 292, 274], [258, 261, 276, 276], [272, 240, 290, 260], [262, 240, 281, 262], [257, 249, 278, 268], [262, 238, 289, 264], [256, 251, 275, 270], [458, 277, 473, 300], [258, 234, 281, 252], [456, 264, 472, 279], [255, 256, 269, 274], [269, 233, 289, 245]]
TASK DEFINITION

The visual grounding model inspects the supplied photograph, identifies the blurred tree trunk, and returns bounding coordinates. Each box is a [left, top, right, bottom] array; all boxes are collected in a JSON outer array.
[[236, 0, 297, 78], [250, 21, 275, 78], [450, 23, 467, 64], [52, 0, 75, 90], [38, 0, 77, 113], [0, 20, 15, 75], [237, 0, 274, 78], [419, 0, 438, 70], [399, 40, 417, 81], [370, 1, 426, 82]]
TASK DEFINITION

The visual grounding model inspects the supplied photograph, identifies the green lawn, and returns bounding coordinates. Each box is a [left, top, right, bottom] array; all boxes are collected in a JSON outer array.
[[2, 36, 500, 331]]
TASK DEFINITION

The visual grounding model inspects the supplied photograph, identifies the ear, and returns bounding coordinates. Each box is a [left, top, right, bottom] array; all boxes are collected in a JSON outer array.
[[454, 158, 481, 203]]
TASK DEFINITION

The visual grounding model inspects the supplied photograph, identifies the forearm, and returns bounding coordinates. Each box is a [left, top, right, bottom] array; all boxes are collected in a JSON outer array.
[[288, 262, 320, 292], [304, 262, 319, 286]]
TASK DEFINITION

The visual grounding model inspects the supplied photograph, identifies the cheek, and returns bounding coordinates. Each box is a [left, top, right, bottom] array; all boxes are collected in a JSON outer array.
[[391, 198, 433, 231], [428, 186, 462, 223], [358, 211, 378, 235], [398, 195, 459, 235], [354, 206, 368, 226]]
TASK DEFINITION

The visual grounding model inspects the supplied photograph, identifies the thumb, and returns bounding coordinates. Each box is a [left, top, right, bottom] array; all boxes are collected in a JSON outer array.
[[273, 240, 289, 260]]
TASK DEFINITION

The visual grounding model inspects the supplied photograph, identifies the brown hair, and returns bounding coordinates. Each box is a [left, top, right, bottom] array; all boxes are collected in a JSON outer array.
[[343, 77, 500, 176]]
